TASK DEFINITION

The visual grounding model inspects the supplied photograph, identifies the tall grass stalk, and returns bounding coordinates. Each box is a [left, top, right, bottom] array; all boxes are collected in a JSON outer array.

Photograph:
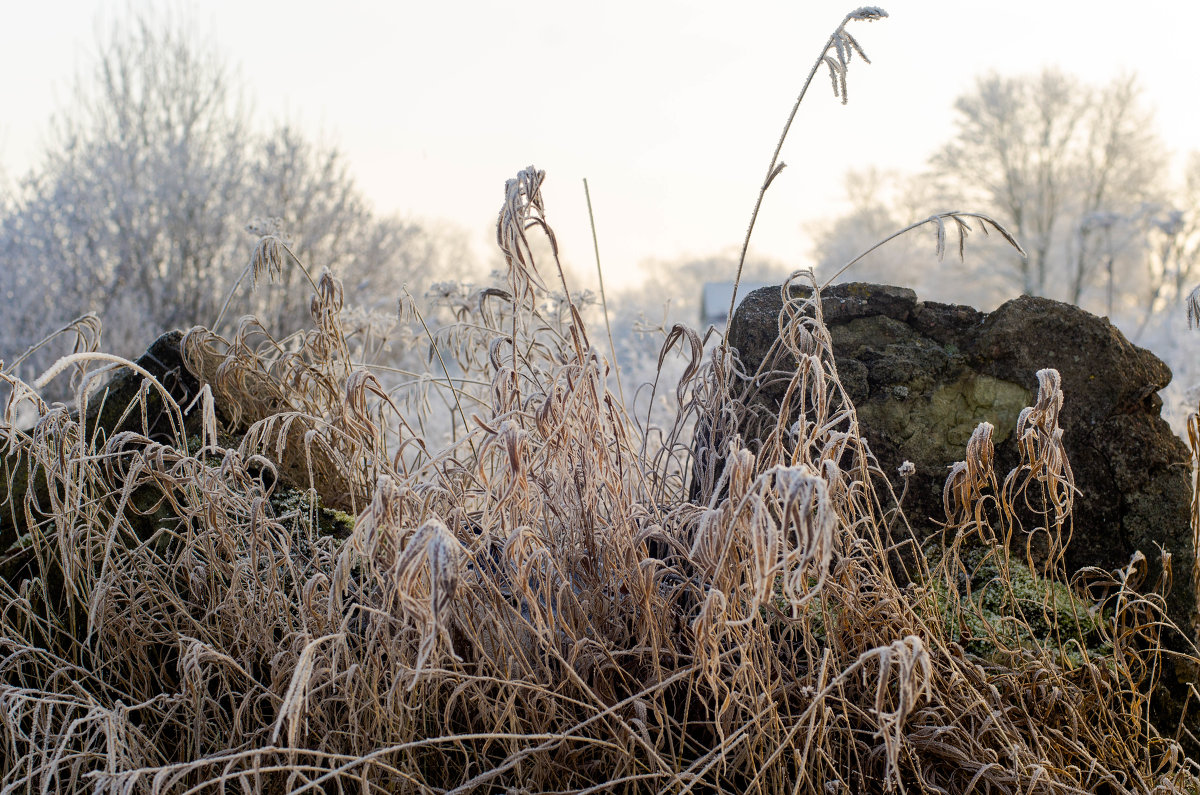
[[725, 7, 887, 347], [583, 177, 626, 409]]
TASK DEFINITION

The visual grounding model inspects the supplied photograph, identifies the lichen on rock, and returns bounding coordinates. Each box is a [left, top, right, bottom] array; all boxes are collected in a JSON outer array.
[[859, 372, 1029, 463]]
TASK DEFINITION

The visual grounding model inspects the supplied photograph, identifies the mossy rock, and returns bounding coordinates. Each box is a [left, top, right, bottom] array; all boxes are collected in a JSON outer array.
[[921, 544, 1111, 668], [725, 283, 1195, 644], [3, 331, 209, 546], [269, 486, 356, 542]]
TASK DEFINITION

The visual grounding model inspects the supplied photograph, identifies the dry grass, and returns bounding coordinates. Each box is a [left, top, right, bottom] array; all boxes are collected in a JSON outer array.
[[4, 8, 1200, 793], [2, 164, 1197, 793]]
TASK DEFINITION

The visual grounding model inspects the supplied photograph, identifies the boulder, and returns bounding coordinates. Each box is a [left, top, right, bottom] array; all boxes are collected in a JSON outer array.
[[1, 331, 353, 590], [726, 283, 1196, 640], [1, 332, 204, 552]]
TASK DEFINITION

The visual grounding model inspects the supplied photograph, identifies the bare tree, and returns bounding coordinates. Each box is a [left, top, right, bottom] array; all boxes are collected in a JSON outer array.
[[932, 69, 1166, 299], [1, 13, 248, 356], [1066, 75, 1167, 304], [0, 11, 470, 382]]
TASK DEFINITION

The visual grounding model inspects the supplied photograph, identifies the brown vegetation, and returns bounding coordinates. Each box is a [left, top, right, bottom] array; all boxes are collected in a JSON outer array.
[[4, 7, 1199, 792], [2, 163, 1198, 793]]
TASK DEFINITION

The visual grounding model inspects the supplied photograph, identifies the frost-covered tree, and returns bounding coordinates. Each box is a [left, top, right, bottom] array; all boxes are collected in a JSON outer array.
[[0, 11, 469, 381], [1140, 155, 1200, 324], [236, 125, 465, 336], [812, 69, 1179, 314], [0, 13, 248, 354], [931, 69, 1166, 301]]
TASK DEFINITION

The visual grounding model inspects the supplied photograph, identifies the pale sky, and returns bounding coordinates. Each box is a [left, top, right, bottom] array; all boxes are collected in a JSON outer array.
[[1, 2, 1196, 290]]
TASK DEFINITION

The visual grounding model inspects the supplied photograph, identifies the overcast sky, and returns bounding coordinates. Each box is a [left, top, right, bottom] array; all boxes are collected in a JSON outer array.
[[2, 1, 1196, 289]]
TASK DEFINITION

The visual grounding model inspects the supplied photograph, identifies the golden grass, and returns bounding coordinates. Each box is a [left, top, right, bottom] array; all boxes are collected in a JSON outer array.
[[3, 7, 1200, 791], [2, 165, 1197, 792]]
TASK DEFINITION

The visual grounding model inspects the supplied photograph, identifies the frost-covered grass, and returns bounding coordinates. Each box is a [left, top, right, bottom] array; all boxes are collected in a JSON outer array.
[[2, 7, 1200, 793], [3, 162, 1197, 793]]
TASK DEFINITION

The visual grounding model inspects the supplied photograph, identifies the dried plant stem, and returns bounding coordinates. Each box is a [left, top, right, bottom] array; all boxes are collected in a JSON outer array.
[[820, 210, 1026, 289], [33, 351, 186, 440], [213, 238, 319, 332], [725, 10, 885, 347], [3, 314, 101, 373], [403, 286, 476, 457], [583, 178, 626, 409]]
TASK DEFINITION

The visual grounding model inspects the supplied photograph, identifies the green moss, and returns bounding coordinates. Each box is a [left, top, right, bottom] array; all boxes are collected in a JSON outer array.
[[925, 373, 1028, 447], [924, 545, 1112, 668], [5, 531, 32, 552], [756, 547, 1109, 671], [270, 487, 356, 540]]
